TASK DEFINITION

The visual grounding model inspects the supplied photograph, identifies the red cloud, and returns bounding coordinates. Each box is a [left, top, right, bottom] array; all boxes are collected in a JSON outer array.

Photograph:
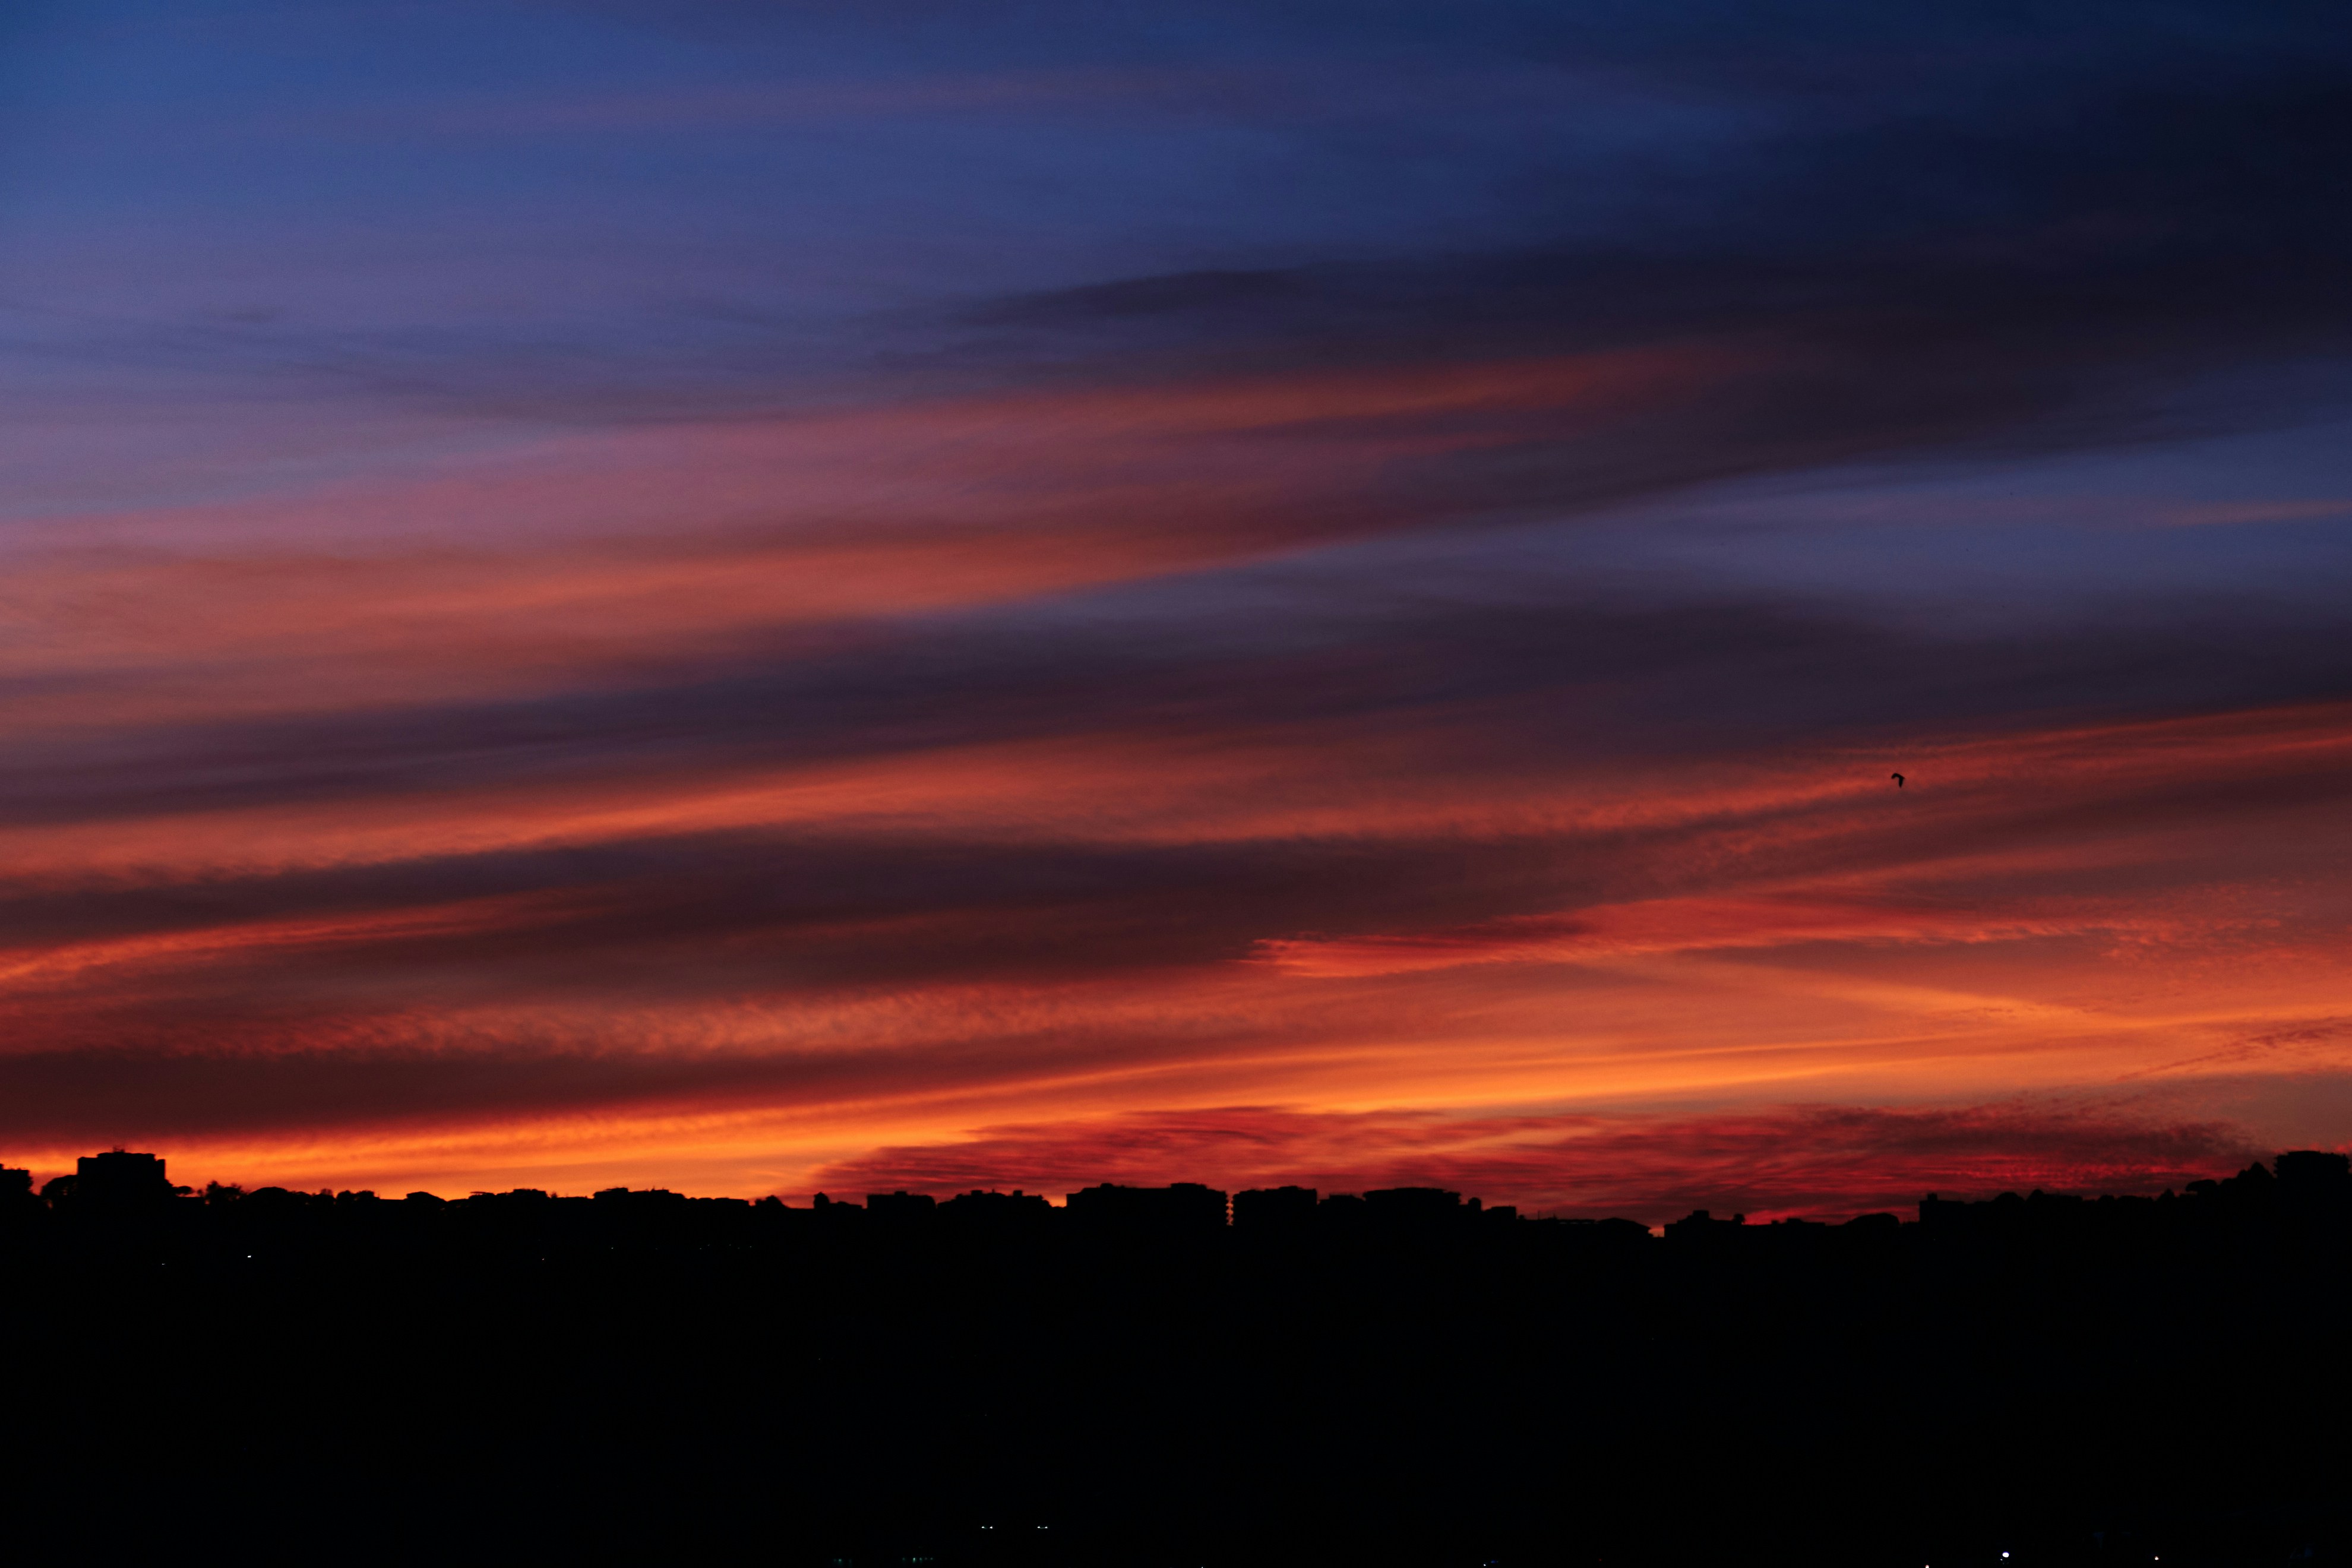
[[814, 1099, 2267, 1222]]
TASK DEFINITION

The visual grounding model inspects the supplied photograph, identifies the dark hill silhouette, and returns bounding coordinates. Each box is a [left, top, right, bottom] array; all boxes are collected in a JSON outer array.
[[3, 1150, 2350, 1564]]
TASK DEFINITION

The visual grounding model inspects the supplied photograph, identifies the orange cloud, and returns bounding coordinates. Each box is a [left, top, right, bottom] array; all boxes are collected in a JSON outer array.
[[0, 343, 1721, 733], [2, 325, 2347, 1204], [1, 700, 2345, 1153]]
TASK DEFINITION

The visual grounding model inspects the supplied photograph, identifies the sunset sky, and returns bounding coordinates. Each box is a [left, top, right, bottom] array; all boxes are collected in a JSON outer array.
[[3, 0, 2348, 1217]]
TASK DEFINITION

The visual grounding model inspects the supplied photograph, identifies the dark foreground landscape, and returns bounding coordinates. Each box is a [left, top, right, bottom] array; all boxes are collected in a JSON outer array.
[[6, 1153, 2351, 1565]]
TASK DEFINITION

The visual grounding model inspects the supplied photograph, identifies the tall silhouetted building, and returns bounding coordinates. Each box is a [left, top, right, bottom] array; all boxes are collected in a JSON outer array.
[[75, 1150, 173, 1209]]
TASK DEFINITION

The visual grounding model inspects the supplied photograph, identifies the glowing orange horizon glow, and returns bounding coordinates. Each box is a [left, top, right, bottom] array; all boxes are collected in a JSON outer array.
[[4, 669, 2345, 1212], [4, 330, 2347, 1221]]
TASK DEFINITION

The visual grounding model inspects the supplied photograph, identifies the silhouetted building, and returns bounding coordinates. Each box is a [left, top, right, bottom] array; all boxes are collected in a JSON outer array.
[[867, 1191, 938, 1225], [1316, 1191, 1368, 1233], [595, 1186, 686, 1209], [865, 1190, 936, 1215], [810, 1193, 864, 1231], [1364, 1187, 1463, 1229], [1664, 1209, 1747, 1244], [2276, 1149, 2352, 1191], [940, 1189, 1048, 1215], [1066, 1182, 1228, 1232], [1232, 1186, 1317, 1230], [74, 1150, 173, 1209]]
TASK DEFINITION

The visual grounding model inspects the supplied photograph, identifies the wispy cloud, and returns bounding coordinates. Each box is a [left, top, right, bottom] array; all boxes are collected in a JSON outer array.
[[1, 0, 2347, 1195]]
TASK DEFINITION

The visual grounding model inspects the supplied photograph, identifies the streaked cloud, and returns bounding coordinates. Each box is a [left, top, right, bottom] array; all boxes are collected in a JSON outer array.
[[0, 0, 2345, 1204]]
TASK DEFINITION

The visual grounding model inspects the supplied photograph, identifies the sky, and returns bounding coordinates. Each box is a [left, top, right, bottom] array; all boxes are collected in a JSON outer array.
[[2, 0, 2348, 1218]]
